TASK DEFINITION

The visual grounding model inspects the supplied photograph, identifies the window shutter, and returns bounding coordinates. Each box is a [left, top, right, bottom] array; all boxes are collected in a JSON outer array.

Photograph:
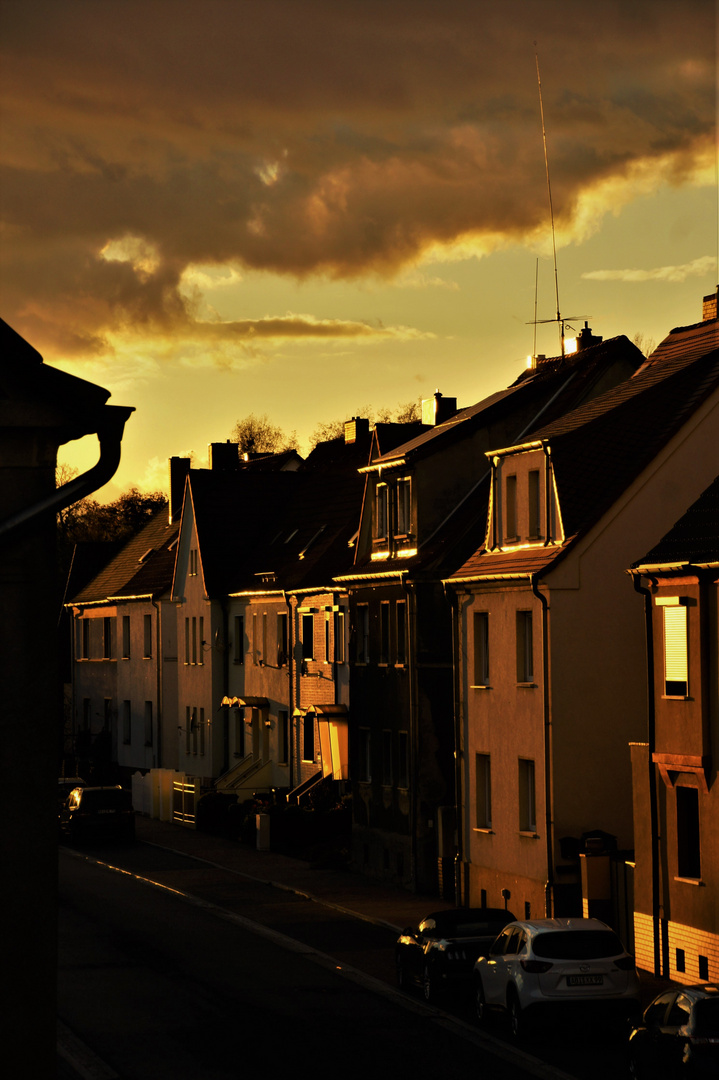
[[664, 606, 687, 680]]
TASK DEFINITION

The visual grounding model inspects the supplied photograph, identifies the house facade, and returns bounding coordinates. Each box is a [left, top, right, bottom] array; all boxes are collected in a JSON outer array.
[[449, 314, 719, 931], [629, 475, 719, 983]]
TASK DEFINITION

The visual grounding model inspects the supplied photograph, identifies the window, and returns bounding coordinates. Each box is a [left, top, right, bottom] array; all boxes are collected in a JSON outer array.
[[303, 712, 314, 762], [358, 728, 371, 782], [277, 612, 288, 666], [185, 618, 190, 664], [528, 470, 540, 538], [324, 616, 331, 663], [122, 615, 131, 659], [396, 478, 411, 535], [375, 483, 388, 540], [123, 700, 131, 745], [185, 706, 191, 754], [192, 617, 197, 665], [476, 753, 492, 829], [279, 710, 289, 764], [356, 605, 369, 663], [398, 731, 409, 789], [663, 604, 688, 697], [262, 614, 267, 665], [473, 611, 489, 686], [143, 614, 152, 658], [252, 614, 258, 665], [103, 617, 112, 659], [382, 730, 393, 786], [379, 602, 390, 664], [335, 610, 345, 663], [189, 548, 198, 576], [395, 602, 406, 665], [676, 785, 701, 879], [302, 614, 314, 661], [516, 610, 534, 682], [518, 758, 536, 832], [144, 701, 153, 746], [505, 474, 517, 539], [199, 617, 204, 665], [234, 616, 245, 664]]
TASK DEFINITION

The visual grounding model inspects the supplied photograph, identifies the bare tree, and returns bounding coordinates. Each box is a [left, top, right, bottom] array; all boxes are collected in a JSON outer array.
[[230, 413, 298, 455], [632, 332, 656, 358]]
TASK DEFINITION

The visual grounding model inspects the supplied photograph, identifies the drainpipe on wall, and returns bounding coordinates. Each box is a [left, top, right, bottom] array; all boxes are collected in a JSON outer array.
[[153, 598, 162, 771], [444, 580, 465, 906], [531, 572, 554, 917], [402, 574, 418, 891], [633, 573, 660, 977]]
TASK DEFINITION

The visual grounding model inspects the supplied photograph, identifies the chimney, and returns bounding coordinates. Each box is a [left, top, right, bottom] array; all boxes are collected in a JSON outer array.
[[208, 440, 240, 471], [575, 322, 603, 350], [703, 287, 718, 321], [168, 456, 191, 523], [422, 390, 457, 426], [344, 417, 370, 444]]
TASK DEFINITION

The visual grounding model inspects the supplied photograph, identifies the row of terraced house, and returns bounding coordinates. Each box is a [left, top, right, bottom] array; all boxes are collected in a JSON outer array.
[[67, 292, 719, 985]]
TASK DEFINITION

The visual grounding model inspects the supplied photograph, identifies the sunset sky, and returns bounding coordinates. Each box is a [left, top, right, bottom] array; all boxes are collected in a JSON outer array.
[[1, 0, 716, 499]]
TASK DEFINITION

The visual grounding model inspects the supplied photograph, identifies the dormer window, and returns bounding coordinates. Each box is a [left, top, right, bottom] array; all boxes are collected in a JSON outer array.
[[505, 475, 518, 540], [375, 483, 388, 540], [396, 478, 412, 535], [658, 598, 689, 697]]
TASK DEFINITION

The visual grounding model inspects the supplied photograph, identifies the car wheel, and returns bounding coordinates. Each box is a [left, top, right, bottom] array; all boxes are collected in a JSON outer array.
[[474, 981, 489, 1026], [507, 988, 524, 1039], [423, 966, 436, 1003]]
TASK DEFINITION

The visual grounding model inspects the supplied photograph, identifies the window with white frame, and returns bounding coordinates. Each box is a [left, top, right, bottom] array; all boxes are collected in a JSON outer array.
[[475, 753, 492, 829], [518, 758, 536, 832]]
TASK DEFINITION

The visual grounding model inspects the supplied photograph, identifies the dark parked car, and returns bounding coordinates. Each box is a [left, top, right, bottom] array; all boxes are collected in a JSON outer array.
[[628, 984, 719, 1078], [59, 785, 135, 843], [396, 907, 516, 1002]]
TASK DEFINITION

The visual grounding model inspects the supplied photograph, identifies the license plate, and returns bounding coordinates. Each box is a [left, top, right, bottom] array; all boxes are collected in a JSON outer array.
[[566, 975, 603, 986]]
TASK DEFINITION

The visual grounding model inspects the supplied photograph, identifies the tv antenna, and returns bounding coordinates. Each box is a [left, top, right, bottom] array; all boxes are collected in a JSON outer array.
[[529, 45, 588, 358]]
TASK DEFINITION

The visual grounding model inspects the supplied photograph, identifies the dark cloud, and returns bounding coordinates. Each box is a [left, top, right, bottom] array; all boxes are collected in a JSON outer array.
[[1, 0, 714, 357]]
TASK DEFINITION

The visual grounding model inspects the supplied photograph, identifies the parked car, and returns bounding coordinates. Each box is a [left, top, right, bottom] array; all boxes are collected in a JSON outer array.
[[396, 907, 516, 1002], [473, 917, 640, 1037], [628, 984, 719, 1078], [59, 785, 135, 843]]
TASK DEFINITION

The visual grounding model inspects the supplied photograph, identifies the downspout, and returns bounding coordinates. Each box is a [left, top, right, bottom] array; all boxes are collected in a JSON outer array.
[[444, 579, 464, 906], [402, 574, 418, 890], [531, 572, 553, 917], [153, 598, 162, 771], [633, 573, 660, 977], [0, 404, 133, 546]]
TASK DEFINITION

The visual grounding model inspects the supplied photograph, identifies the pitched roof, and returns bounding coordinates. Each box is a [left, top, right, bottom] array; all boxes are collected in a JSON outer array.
[[369, 336, 644, 468], [69, 511, 179, 604], [631, 474, 719, 570], [451, 319, 719, 581]]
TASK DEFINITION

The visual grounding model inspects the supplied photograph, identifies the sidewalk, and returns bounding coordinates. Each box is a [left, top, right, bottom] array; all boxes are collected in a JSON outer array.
[[136, 813, 449, 932]]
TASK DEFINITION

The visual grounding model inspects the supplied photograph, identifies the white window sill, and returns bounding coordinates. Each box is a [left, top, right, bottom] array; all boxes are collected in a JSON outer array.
[[473, 827, 494, 834], [674, 876, 704, 886], [470, 684, 491, 689]]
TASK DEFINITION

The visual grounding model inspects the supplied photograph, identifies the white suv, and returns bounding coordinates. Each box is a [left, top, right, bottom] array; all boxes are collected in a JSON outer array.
[[473, 918, 640, 1037]]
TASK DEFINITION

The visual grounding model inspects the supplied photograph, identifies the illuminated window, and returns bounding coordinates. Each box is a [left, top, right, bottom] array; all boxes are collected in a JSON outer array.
[[476, 753, 492, 829], [663, 605, 688, 697]]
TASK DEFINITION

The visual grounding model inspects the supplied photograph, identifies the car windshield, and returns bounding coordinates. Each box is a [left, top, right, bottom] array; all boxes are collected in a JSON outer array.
[[532, 930, 625, 959], [693, 999, 719, 1036], [80, 789, 132, 811]]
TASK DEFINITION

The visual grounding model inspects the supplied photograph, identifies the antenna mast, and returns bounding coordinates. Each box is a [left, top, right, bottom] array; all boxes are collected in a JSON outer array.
[[535, 45, 563, 356]]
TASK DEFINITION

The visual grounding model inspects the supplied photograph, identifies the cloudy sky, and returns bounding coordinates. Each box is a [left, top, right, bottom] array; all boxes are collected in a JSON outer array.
[[1, 0, 716, 497]]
